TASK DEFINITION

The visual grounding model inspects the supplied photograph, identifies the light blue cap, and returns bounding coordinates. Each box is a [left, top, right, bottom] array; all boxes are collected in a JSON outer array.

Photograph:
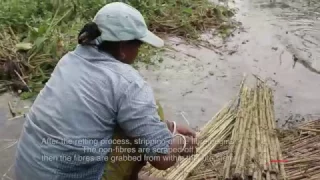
[[93, 2, 164, 48]]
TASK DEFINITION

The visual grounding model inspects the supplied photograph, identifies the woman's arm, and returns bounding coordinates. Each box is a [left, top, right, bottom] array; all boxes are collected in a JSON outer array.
[[117, 82, 197, 170]]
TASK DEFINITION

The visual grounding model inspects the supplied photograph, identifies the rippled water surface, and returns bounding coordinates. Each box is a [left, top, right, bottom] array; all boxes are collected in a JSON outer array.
[[252, 0, 320, 72]]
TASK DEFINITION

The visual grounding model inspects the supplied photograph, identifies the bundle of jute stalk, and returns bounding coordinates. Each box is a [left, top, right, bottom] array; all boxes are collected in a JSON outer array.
[[223, 81, 286, 180], [281, 120, 320, 180], [144, 100, 239, 180]]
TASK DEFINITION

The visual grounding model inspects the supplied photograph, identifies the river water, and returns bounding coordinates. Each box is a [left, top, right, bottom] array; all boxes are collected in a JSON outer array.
[[138, 0, 320, 129], [1, 0, 320, 178], [244, 0, 320, 72]]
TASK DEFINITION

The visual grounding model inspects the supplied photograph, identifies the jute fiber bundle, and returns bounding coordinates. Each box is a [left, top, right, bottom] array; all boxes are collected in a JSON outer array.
[[223, 81, 286, 180], [146, 100, 238, 180], [145, 78, 286, 180]]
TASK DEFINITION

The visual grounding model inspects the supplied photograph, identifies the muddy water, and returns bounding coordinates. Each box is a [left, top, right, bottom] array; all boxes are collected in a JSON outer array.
[[0, 93, 31, 178], [233, 0, 320, 123], [139, 0, 320, 129], [230, 0, 320, 124], [1, 0, 320, 178], [250, 0, 320, 72]]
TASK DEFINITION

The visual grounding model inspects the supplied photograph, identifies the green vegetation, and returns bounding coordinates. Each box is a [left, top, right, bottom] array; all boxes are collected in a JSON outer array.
[[0, 0, 234, 99]]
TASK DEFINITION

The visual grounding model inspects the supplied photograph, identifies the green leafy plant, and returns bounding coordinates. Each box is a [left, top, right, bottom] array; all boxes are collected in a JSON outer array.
[[0, 0, 234, 99]]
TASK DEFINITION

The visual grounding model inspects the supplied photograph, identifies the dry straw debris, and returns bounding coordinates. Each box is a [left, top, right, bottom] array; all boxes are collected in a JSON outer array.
[[281, 120, 320, 180]]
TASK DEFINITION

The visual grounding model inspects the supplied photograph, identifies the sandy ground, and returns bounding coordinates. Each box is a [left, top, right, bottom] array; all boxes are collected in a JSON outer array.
[[1, 0, 320, 178]]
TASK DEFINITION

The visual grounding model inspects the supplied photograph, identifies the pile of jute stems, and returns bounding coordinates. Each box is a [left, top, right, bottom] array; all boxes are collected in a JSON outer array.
[[146, 100, 238, 180], [223, 81, 286, 180], [281, 120, 320, 180], [145, 78, 286, 180]]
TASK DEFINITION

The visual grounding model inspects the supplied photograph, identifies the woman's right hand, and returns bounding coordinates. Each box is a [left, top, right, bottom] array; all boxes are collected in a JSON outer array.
[[179, 135, 197, 157], [148, 134, 198, 170]]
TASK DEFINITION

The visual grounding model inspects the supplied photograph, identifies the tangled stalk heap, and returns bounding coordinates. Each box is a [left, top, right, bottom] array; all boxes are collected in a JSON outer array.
[[281, 120, 320, 180]]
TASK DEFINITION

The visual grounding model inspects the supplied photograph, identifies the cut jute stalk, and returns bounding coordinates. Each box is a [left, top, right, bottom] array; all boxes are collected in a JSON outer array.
[[266, 87, 286, 180], [235, 104, 254, 179], [298, 127, 320, 133], [223, 105, 241, 179], [265, 89, 278, 174], [223, 86, 248, 179], [233, 87, 249, 167], [233, 88, 251, 179], [248, 124, 256, 177]]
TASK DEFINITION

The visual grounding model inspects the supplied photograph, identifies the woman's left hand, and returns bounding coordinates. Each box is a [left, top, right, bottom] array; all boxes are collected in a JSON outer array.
[[176, 124, 196, 138]]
